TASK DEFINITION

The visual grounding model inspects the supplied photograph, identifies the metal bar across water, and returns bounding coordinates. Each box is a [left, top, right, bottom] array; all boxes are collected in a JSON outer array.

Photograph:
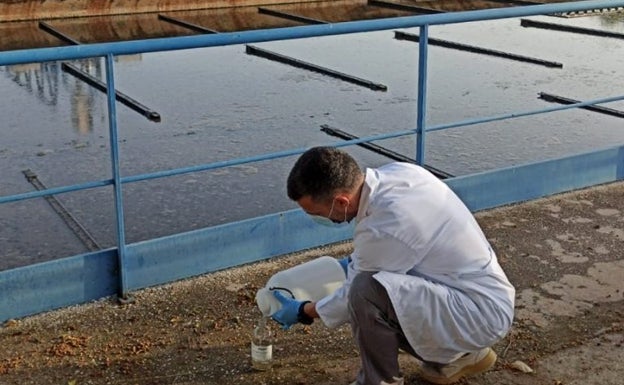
[[245, 45, 388, 91], [156, 12, 388, 92], [539, 92, 624, 118], [38, 20, 161, 122], [394, 30, 564, 68], [158, 14, 220, 33], [257, 7, 329, 24], [62, 63, 161, 121], [38, 21, 82, 45], [22, 169, 102, 251], [521, 18, 624, 38], [368, 0, 444, 14]]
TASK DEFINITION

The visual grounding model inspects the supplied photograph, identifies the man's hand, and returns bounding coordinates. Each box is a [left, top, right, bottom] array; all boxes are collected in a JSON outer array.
[[272, 291, 307, 330]]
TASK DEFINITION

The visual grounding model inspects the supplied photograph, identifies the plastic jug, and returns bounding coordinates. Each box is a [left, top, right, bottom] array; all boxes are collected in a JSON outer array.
[[255, 256, 346, 317]]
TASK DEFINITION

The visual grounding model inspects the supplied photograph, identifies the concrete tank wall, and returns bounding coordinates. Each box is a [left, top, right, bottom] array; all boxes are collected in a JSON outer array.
[[0, 0, 322, 22]]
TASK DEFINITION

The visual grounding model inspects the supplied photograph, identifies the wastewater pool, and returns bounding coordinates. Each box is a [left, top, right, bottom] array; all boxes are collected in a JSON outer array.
[[1, 14, 623, 269]]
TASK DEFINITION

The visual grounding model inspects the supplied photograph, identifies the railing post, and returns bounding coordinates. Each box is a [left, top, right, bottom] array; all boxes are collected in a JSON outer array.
[[416, 24, 429, 166], [104, 54, 129, 300]]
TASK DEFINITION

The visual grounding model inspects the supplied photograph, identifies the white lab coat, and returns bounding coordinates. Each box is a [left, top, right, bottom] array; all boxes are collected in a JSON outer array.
[[316, 162, 515, 363]]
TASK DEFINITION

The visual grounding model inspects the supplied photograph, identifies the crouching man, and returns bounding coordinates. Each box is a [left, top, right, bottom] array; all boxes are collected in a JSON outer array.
[[273, 147, 515, 385]]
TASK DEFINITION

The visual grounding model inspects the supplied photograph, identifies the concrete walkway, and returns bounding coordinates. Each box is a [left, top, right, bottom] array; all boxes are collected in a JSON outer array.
[[472, 180, 624, 385]]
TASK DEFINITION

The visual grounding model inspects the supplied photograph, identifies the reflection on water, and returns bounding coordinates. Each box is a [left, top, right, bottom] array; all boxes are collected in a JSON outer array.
[[70, 70, 96, 134], [3, 55, 143, 134], [4, 62, 61, 106]]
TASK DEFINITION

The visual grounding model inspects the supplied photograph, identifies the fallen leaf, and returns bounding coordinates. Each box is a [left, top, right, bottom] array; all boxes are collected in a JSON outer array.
[[510, 360, 534, 373]]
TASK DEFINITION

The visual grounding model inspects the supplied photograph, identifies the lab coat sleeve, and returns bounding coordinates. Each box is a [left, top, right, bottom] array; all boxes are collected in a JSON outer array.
[[315, 260, 356, 328], [315, 233, 418, 328]]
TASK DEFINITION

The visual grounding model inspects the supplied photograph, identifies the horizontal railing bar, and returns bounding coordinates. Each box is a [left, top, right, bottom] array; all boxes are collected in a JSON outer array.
[[2, 93, 623, 205], [320, 124, 454, 178], [539, 92, 624, 118], [0, 180, 112, 204], [121, 146, 337, 183], [426, 93, 624, 133], [119, 132, 426, 183], [1, 0, 621, 66]]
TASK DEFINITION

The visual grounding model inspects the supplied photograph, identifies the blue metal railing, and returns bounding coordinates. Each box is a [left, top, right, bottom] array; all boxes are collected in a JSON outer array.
[[1, 0, 624, 300]]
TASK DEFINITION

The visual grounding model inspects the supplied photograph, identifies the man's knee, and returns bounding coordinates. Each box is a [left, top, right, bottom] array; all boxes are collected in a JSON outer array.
[[349, 272, 385, 308]]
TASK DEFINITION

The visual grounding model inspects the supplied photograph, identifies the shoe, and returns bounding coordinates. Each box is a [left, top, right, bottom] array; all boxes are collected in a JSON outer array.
[[349, 376, 404, 385], [419, 347, 496, 384]]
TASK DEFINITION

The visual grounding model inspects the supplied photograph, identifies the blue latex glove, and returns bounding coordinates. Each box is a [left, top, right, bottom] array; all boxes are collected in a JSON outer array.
[[272, 291, 304, 330], [338, 256, 351, 276]]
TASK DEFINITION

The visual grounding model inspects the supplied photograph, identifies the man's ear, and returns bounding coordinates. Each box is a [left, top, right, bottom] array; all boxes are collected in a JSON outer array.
[[335, 195, 350, 208]]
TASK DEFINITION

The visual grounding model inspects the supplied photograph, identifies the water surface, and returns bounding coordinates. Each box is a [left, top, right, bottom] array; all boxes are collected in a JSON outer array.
[[1, 13, 623, 269]]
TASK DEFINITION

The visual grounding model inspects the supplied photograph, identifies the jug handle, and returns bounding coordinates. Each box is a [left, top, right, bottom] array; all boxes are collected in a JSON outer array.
[[269, 286, 296, 299]]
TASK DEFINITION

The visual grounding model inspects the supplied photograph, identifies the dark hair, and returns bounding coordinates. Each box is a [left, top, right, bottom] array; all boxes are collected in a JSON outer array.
[[287, 146, 362, 202]]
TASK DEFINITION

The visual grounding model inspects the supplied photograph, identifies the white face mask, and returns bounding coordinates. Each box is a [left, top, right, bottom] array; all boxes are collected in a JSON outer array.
[[309, 198, 349, 227]]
